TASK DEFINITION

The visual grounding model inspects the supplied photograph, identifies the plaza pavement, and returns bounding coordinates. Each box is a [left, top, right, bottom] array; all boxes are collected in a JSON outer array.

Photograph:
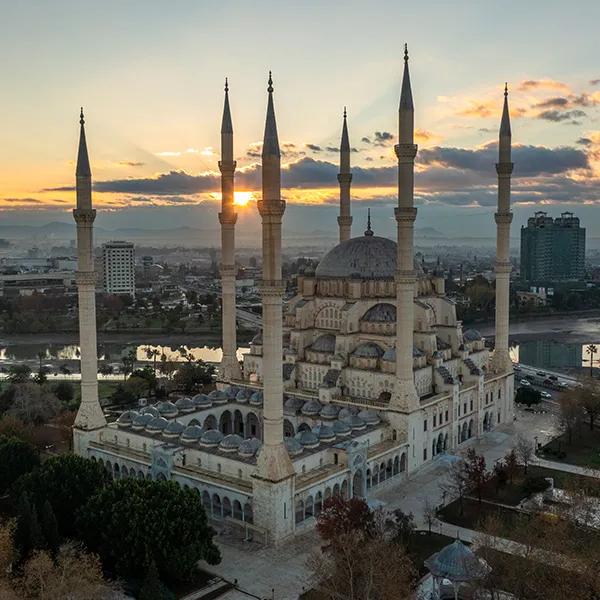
[[204, 406, 561, 600]]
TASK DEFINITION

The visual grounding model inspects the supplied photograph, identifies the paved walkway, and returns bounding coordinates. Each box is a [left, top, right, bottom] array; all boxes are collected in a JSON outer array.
[[533, 456, 600, 478], [204, 407, 559, 600]]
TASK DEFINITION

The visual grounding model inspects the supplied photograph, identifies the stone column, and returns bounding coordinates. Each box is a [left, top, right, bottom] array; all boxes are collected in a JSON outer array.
[[219, 79, 242, 381]]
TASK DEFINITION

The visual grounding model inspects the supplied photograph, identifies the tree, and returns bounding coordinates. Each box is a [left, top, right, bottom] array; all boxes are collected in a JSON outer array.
[[316, 495, 374, 544], [52, 381, 75, 405], [7, 365, 31, 385], [515, 386, 542, 406], [172, 361, 215, 394], [14, 493, 44, 559], [586, 343, 597, 377], [0, 436, 39, 494], [422, 498, 437, 534], [440, 458, 470, 516], [5, 383, 61, 425], [503, 448, 519, 484], [464, 448, 490, 504], [515, 435, 535, 474], [138, 559, 174, 600], [144, 347, 161, 378], [0, 416, 34, 445], [12, 454, 109, 538], [559, 392, 584, 444], [386, 508, 416, 546], [77, 479, 220, 581], [577, 378, 600, 431], [40, 500, 60, 556]]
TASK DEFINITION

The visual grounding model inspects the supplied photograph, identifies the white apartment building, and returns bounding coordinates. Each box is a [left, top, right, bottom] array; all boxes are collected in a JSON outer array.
[[102, 241, 135, 296]]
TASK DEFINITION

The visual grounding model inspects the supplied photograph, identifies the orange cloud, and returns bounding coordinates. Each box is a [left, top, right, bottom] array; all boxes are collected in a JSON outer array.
[[518, 79, 570, 92]]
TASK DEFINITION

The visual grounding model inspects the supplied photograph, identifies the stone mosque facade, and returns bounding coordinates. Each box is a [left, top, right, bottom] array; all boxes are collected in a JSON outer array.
[[73, 49, 514, 544]]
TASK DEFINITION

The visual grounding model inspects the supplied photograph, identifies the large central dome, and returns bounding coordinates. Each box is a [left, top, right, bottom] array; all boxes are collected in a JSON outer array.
[[315, 233, 398, 279]]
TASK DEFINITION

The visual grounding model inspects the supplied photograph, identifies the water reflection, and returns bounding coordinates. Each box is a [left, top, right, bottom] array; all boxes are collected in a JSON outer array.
[[511, 340, 599, 370], [0, 341, 248, 364]]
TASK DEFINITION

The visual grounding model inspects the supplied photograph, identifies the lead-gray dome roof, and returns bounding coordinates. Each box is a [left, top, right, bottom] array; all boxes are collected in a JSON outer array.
[[424, 539, 489, 582], [352, 342, 384, 359], [310, 334, 336, 353], [315, 234, 425, 280], [362, 303, 396, 322]]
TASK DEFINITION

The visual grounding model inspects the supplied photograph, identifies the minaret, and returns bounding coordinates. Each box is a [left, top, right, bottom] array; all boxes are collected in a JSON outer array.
[[253, 73, 295, 543], [72, 109, 106, 452], [491, 84, 514, 373], [218, 79, 242, 381], [337, 107, 352, 242], [392, 45, 419, 412]]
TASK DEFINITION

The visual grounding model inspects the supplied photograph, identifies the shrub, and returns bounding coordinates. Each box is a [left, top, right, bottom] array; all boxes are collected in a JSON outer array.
[[523, 476, 551, 495]]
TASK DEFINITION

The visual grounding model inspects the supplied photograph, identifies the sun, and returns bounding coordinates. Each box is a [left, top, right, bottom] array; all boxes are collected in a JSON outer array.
[[234, 191, 253, 206]]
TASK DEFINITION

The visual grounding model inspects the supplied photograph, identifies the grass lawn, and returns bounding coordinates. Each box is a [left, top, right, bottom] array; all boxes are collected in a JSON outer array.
[[438, 497, 600, 557], [406, 531, 461, 576], [540, 428, 600, 469]]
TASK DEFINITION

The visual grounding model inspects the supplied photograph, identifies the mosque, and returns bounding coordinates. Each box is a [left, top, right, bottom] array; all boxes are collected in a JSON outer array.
[[72, 47, 515, 544]]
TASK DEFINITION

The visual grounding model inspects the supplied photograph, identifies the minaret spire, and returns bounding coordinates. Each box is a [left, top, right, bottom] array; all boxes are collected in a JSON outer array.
[[491, 84, 514, 377], [72, 110, 106, 448], [337, 107, 353, 242], [254, 72, 295, 543], [391, 43, 420, 416], [218, 78, 241, 381]]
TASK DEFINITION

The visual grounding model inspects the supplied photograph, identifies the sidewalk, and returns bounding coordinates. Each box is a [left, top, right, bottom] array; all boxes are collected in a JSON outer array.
[[533, 456, 600, 479]]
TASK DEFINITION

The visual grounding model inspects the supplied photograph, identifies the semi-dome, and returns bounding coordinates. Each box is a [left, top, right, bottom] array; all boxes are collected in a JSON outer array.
[[192, 393, 211, 407], [219, 434, 243, 452], [200, 429, 224, 447], [320, 403, 340, 419], [285, 437, 303, 456], [116, 410, 138, 427], [310, 334, 336, 354], [132, 413, 153, 430], [352, 342, 384, 358], [358, 409, 380, 425], [315, 232, 425, 280], [163, 420, 185, 438], [181, 425, 204, 443], [146, 416, 168, 433], [332, 419, 352, 436], [295, 430, 320, 449], [362, 303, 396, 322], [312, 425, 336, 442], [301, 399, 322, 416], [175, 397, 194, 412], [156, 401, 178, 418], [238, 437, 261, 457]]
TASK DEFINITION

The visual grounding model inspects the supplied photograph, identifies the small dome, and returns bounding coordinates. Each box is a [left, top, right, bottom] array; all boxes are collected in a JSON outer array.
[[249, 391, 264, 406], [156, 401, 178, 418], [192, 393, 211, 407], [301, 399, 322, 416], [424, 539, 489, 582], [338, 406, 358, 420], [284, 396, 305, 412], [200, 429, 224, 447], [332, 419, 352, 436], [132, 413, 153, 430], [295, 430, 319, 449], [219, 434, 243, 452], [320, 403, 340, 420], [310, 334, 336, 354], [463, 329, 482, 343], [163, 420, 185, 438], [312, 425, 336, 442], [116, 410, 138, 427], [285, 437, 303, 456], [236, 388, 252, 403], [175, 397, 194, 412], [358, 410, 380, 425], [352, 342, 384, 359], [141, 406, 160, 418], [208, 389, 228, 404], [238, 437, 261, 457], [225, 386, 239, 399], [181, 425, 204, 443], [362, 303, 396, 323], [146, 416, 168, 432], [343, 415, 366, 431]]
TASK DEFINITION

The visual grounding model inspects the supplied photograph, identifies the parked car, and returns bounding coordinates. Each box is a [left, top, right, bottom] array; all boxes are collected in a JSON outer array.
[[520, 379, 531, 386], [540, 391, 552, 399], [536, 371, 546, 377], [525, 374, 535, 382]]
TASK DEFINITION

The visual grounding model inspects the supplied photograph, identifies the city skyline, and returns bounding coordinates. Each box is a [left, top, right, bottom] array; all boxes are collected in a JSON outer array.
[[2, 0, 600, 236]]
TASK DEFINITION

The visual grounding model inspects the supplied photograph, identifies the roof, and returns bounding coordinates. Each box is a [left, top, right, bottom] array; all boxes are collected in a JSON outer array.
[[310, 334, 336, 353], [362, 303, 396, 323], [424, 539, 489, 582], [352, 342, 384, 358]]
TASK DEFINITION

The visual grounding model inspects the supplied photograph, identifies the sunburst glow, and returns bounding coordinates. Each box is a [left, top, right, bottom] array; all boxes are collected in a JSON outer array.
[[234, 191, 253, 206]]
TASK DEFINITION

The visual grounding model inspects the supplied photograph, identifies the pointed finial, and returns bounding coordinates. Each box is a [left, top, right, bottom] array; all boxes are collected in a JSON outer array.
[[80, 107, 85, 126], [364, 208, 373, 236], [504, 82, 508, 97], [225, 77, 229, 93], [268, 71, 273, 93], [343, 106, 347, 119], [404, 43, 409, 63]]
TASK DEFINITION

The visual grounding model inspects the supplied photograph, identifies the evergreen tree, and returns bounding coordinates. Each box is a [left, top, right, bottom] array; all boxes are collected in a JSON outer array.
[[138, 560, 174, 600], [40, 500, 60, 556]]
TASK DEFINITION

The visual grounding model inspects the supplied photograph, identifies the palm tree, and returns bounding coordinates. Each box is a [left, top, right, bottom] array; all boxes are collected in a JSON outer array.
[[586, 344, 598, 377], [144, 346, 160, 378]]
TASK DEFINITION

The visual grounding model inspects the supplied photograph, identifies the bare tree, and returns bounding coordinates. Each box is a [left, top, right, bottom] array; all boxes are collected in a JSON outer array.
[[577, 377, 600, 431], [422, 497, 437, 534], [440, 458, 470, 516], [559, 392, 584, 444], [515, 435, 535, 473]]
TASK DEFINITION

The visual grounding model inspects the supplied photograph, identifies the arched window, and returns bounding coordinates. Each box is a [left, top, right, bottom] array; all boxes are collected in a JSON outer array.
[[295, 500, 305, 524], [223, 497, 232, 518]]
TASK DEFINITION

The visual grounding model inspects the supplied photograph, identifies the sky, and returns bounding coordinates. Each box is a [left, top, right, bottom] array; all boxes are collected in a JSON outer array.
[[1, 0, 600, 240]]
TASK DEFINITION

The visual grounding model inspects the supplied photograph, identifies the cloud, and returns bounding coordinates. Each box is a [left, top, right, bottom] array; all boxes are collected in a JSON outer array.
[[361, 137, 371, 144], [577, 137, 593, 146], [373, 131, 394, 145], [590, 79, 600, 86], [305, 143, 322, 152], [155, 148, 200, 157], [518, 79, 570, 91], [536, 109, 586, 123], [2, 197, 68, 205], [118, 161, 145, 167]]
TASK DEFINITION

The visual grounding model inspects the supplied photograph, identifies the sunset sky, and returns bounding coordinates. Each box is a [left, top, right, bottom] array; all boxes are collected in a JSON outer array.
[[2, 0, 600, 238]]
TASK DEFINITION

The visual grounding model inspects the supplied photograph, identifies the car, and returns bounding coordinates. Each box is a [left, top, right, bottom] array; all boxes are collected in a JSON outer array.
[[536, 371, 546, 377], [540, 391, 552, 399], [549, 375, 558, 381], [520, 379, 531, 386], [525, 374, 535, 382]]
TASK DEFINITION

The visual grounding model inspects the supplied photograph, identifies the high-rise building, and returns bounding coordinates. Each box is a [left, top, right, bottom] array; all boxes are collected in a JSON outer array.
[[101, 241, 135, 296], [520, 211, 585, 283]]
